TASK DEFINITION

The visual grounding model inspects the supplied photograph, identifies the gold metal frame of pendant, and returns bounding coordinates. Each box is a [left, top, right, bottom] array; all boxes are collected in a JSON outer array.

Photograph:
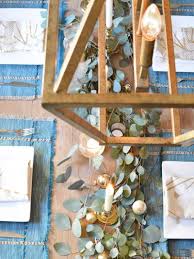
[[42, 0, 194, 146]]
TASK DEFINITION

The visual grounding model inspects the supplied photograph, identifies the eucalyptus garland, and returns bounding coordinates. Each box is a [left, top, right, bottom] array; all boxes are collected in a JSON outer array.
[[53, 1, 170, 258]]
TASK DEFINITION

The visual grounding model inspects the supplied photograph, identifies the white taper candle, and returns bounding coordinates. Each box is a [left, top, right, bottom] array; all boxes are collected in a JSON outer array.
[[104, 183, 114, 213], [106, 0, 113, 29]]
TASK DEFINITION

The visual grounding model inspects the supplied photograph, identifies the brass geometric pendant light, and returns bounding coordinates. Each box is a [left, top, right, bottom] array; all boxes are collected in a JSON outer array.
[[42, 0, 194, 146]]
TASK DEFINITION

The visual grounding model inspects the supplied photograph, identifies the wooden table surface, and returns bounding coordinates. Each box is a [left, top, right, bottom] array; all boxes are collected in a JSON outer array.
[[0, 1, 194, 259]]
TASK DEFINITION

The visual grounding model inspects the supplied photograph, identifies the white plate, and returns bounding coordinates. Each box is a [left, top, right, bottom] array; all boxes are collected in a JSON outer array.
[[163, 161, 194, 239], [153, 16, 194, 73], [0, 8, 46, 65], [0, 146, 34, 222]]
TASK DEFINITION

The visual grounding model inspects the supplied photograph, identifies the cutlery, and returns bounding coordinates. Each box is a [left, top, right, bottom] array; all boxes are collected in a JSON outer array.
[[177, 249, 194, 257], [0, 231, 25, 238], [0, 128, 35, 137], [177, 77, 194, 83], [158, 3, 194, 9], [0, 81, 36, 88]]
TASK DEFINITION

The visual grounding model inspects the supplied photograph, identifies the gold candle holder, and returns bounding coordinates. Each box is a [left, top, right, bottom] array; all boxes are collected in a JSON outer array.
[[96, 174, 111, 189], [97, 205, 118, 225], [139, 38, 155, 79]]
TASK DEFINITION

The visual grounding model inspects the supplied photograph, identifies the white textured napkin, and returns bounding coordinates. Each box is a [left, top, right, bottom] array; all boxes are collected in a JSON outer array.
[[0, 159, 30, 202], [165, 176, 194, 219]]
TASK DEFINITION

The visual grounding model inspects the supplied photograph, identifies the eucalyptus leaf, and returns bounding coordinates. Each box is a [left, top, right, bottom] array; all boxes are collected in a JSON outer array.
[[137, 165, 145, 176], [72, 218, 82, 238], [76, 207, 87, 219], [54, 242, 71, 256], [95, 242, 104, 253], [147, 125, 156, 134], [125, 153, 134, 165], [128, 250, 137, 257], [119, 245, 129, 256], [63, 199, 82, 212], [130, 124, 140, 137], [116, 172, 125, 185], [57, 144, 78, 166], [122, 145, 131, 154], [64, 14, 76, 25], [113, 17, 123, 27], [86, 224, 94, 232], [91, 199, 104, 212], [111, 147, 121, 159], [104, 237, 115, 250], [123, 41, 132, 58], [110, 247, 119, 258], [114, 186, 123, 199], [85, 241, 94, 250], [55, 213, 71, 231], [92, 155, 104, 170], [116, 70, 125, 81], [123, 185, 132, 198], [117, 232, 127, 246], [139, 146, 149, 159], [56, 166, 72, 183], [68, 180, 85, 190], [119, 58, 130, 68], [133, 115, 147, 126], [143, 225, 161, 244], [91, 225, 104, 240], [113, 79, 121, 93]]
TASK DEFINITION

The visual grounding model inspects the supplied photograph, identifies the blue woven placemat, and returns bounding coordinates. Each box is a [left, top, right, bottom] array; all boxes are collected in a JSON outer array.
[[145, 145, 194, 257], [0, 116, 56, 259], [148, 2, 194, 255], [0, 0, 66, 100]]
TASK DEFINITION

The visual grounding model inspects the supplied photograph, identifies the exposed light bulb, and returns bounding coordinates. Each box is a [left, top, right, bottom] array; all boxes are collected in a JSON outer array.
[[141, 3, 162, 41]]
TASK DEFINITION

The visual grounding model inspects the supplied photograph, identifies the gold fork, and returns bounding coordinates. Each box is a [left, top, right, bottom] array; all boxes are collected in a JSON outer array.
[[177, 77, 194, 83], [0, 231, 25, 239], [0, 128, 35, 137], [0, 81, 36, 88]]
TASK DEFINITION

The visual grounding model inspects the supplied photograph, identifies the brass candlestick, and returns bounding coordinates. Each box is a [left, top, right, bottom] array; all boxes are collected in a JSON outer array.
[[97, 205, 118, 225], [95, 174, 111, 189], [139, 38, 155, 79]]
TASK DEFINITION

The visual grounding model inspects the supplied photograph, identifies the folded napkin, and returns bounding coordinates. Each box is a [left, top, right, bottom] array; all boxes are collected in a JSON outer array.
[[165, 176, 194, 219], [0, 159, 30, 202]]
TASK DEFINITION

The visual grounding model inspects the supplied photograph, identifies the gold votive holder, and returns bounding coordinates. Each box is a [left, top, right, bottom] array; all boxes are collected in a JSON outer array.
[[97, 206, 118, 226]]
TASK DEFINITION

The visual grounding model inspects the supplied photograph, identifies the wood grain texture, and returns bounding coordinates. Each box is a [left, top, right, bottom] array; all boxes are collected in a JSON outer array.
[[98, 4, 107, 134], [43, 92, 194, 108], [51, 107, 107, 143], [136, 0, 150, 36], [107, 136, 175, 145], [42, 0, 59, 95], [162, 0, 181, 137]]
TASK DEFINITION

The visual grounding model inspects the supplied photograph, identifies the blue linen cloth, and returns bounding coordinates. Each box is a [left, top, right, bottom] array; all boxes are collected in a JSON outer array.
[[148, 2, 194, 255], [0, 0, 66, 100], [145, 143, 194, 257], [0, 116, 56, 259]]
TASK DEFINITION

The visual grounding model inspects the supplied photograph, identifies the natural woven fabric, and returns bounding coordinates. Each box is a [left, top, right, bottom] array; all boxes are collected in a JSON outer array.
[[150, 0, 194, 95], [0, 0, 66, 100], [0, 116, 56, 259], [148, 2, 194, 256]]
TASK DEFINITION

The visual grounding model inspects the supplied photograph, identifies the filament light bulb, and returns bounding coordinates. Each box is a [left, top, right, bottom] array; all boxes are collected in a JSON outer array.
[[141, 3, 162, 41]]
